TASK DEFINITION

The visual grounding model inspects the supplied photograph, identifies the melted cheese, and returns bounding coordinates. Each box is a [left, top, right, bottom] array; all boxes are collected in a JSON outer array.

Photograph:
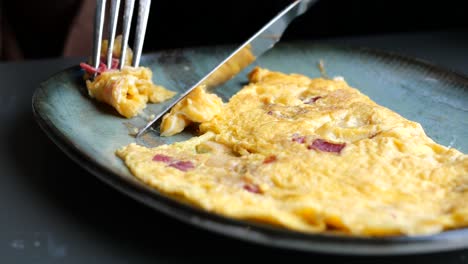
[[117, 67, 468, 236]]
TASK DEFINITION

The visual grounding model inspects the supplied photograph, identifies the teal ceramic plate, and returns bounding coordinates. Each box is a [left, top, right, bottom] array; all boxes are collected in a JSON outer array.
[[32, 43, 468, 255]]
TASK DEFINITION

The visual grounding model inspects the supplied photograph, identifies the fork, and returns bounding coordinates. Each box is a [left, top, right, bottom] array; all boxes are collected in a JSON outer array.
[[92, 0, 151, 72]]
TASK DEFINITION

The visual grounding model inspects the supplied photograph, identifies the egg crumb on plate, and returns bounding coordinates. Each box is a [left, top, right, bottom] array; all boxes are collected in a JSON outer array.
[[116, 67, 468, 236]]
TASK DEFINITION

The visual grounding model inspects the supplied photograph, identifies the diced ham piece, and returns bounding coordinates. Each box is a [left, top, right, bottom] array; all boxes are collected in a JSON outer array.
[[80, 63, 99, 74], [110, 58, 119, 69], [152, 154, 195, 171], [243, 183, 261, 194], [80, 62, 108, 75], [169, 160, 195, 172], [303, 96, 322, 104], [99, 56, 120, 70], [308, 139, 346, 154], [292, 134, 306, 144], [263, 155, 277, 164], [152, 154, 173, 163], [79, 58, 119, 75]]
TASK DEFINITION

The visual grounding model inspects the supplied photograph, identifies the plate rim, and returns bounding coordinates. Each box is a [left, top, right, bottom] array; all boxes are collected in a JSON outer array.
[[32, 42, 468, 255]]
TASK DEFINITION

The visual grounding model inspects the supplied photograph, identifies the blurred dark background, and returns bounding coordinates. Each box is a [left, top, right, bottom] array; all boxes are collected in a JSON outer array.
[[1, 0, 468, 61]]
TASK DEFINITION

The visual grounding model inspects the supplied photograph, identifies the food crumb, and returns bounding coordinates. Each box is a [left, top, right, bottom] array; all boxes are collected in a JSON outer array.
[[333, 76, 345, 81], [129, 127, 139, 136], [148, 114, 156, 121]]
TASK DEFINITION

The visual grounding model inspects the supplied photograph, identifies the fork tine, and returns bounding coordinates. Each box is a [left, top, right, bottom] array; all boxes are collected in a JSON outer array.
[[92, 0, 107, 70], [132, 0, 151, 67], [106, 0, 121, 69], [119, 0, 136, 69]]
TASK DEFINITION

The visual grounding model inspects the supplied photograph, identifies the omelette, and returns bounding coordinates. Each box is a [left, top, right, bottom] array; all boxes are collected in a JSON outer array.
[[159, 44, 255, 136], [116, 67, 468, 236], [80, 35, 175, 118]]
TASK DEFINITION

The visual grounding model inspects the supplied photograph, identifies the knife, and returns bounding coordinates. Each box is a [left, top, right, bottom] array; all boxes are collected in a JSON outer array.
[[136, 0, 317, 137]]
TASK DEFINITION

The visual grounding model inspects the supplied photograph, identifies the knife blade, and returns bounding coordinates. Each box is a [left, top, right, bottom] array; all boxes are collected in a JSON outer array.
[[136, 0, 317, 137]]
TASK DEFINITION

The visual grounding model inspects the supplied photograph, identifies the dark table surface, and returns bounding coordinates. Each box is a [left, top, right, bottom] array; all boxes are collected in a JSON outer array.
[[1, 31, 468, 263]]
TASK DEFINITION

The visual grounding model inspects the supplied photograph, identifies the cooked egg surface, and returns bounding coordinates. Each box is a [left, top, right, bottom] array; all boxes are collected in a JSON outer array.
[[83, 35, 175, 118], [86, 67, 175, 118], [159, 44, 255, 136], [160, 86, 224, 136], [117, 67, 468, 236]]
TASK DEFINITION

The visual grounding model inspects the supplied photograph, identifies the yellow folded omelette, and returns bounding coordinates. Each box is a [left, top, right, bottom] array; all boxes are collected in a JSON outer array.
[[81, 35, 175, 118], [117, 67, 468, 236]]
